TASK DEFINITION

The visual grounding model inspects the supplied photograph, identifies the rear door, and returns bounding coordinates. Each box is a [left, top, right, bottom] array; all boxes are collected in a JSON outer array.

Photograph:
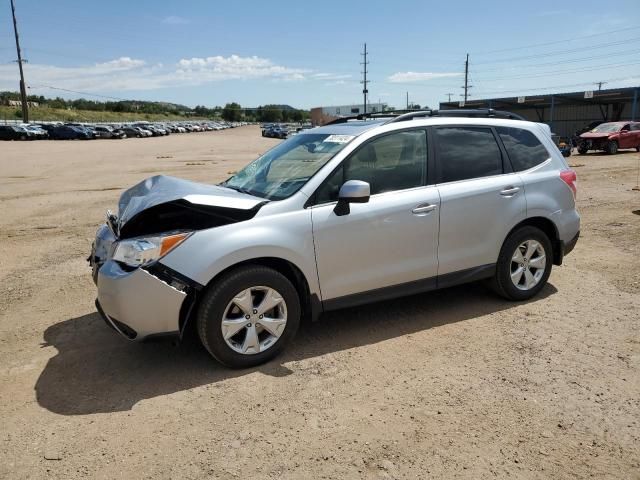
[[632, 123, 640, 147], [434, 126, 526, 276]]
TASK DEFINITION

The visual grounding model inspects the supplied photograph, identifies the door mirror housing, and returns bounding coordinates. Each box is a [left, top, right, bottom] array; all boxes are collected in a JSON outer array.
[[334, 180, 370, 216]]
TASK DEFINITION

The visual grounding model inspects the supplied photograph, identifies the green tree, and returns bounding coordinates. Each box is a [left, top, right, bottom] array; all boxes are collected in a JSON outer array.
[[259, 105, 283, 122], [222, 102, 242, 121], [291, 110, 303, 123]]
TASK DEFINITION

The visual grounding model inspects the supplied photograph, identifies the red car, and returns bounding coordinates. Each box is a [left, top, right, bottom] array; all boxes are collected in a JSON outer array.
[[578, 121, 640, 155]]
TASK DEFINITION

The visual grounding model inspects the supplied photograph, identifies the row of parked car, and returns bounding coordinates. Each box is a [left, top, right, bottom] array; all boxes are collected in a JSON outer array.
[[261, 123, 312, 139], [0, 121, 248, 141]]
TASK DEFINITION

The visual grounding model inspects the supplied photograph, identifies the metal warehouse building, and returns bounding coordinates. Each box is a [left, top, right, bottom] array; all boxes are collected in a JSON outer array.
[[311, 102, 388, 126], [439, 86, 639, 137]]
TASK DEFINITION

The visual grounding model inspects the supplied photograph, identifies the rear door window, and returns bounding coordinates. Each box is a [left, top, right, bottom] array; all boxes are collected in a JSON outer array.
[[434, 127, 503, 183], [497, 127, 550, 171]]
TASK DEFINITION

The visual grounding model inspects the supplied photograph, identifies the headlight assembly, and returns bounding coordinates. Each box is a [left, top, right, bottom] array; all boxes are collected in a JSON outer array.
[[112, 232, 191, 268]]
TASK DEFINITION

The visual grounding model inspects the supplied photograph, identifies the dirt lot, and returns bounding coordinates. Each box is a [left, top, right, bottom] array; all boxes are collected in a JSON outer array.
[[0, 126, 638, 479]]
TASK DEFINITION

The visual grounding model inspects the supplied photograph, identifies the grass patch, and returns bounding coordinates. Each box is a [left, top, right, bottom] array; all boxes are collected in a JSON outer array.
[[0, 106, 208, 123]]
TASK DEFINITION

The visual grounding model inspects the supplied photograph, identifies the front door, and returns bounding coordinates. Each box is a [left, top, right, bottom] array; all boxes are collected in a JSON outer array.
[[310, 129, 440, 304], [618, 124, 633, 149]]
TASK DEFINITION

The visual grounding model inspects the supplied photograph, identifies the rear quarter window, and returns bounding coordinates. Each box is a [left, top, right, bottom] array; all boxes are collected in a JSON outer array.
[[497, 127, 550, 172]]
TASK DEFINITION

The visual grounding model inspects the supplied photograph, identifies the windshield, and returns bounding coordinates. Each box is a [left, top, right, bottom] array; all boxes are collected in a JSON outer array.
[[223, 133, 354, 200], [591, 123, 621, 133]]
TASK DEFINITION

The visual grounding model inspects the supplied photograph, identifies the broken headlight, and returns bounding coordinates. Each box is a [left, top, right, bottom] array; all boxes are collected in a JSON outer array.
[[112, 232, 192, 268]]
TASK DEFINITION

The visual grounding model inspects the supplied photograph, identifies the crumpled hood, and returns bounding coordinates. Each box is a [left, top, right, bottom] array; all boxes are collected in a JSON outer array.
[[580, 132, 613, 139], [116, 175, 267, 238]]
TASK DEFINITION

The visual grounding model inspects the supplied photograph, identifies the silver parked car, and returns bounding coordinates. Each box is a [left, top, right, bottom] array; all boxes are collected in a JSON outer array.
[[90, 110, 580, 368]]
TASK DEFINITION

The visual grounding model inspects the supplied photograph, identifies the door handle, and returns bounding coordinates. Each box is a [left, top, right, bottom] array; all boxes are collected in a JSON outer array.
[[412, 203, 437, 214], [500, 186, 520, 196]]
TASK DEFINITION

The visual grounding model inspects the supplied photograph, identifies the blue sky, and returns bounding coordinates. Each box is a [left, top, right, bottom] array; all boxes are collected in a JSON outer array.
[[1, 0, 639, 109]]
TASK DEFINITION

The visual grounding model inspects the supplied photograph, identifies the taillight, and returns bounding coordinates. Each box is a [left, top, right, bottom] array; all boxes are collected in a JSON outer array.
[[560, 169, 577, 198]]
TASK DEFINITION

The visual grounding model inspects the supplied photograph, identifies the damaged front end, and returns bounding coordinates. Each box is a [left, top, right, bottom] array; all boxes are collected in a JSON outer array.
[[578, 133, 610, 152], [89, 174, 268, 340]]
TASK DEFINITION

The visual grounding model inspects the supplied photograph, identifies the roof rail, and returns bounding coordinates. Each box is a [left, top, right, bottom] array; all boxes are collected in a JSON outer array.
[[384, 108, 526, 124], [322, 112, 398, 126], [322, 108, 526, 126]]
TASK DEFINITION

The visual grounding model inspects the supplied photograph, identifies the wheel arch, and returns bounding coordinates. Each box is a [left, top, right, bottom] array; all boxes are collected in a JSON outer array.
[[179, 256, 321, 338], [504, 217, 562, 266]]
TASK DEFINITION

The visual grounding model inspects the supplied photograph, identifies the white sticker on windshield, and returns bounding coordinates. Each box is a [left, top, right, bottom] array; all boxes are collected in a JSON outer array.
[[324, 134, 355, 144]]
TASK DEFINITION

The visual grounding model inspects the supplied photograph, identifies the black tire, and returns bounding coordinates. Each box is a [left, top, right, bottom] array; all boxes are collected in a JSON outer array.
[[635, 146, 639, 152], [20, 135, 26, 141], [491, 226, 553, 301], [606, 140, 618, 155], [197, 265, 301, 368], [577, 146, 588, 155]]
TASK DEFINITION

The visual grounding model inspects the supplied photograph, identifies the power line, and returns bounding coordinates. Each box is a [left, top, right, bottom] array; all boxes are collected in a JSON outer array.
[[473, 36, 640, 65], [473, 60, 640, 82], [472, 48, 640, 73], [473, 25, 640, 55], [471, 75, 640, 96], [28, 84, 130, 101]]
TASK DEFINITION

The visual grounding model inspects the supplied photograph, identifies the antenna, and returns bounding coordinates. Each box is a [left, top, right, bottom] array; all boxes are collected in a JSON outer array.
[[360, 43, 369, 115], [461, 53, 472, 103]]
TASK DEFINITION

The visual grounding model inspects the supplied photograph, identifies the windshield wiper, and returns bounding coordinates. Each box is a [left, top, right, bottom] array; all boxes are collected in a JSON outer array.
[[220, 183, 261, 197]]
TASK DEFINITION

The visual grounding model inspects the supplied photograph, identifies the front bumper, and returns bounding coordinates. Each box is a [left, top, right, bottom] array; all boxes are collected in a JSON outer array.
[[96, 260, 186, 340], [563, 230, 580, 256], [580, 138, 607, 150]]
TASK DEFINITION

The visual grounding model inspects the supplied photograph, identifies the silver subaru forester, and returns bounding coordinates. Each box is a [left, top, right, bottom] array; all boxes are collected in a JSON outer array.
[[90, 110, 580, 368]]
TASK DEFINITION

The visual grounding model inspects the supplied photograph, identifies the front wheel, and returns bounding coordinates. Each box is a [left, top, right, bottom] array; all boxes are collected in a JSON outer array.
[[491, 226, 553, 301], [577, 145, 588, 155], [197, 266, 301, 368], [606, 140, 618, 155]]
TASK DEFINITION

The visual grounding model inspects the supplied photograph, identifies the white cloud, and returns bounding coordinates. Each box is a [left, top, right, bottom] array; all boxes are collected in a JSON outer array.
[[324, 80, 348, 86], [162, 16, 189, 25], [175, 55, 310, 82], [0, 54, 312, 93], [388, 71, 462, 83], [96, 57, 146, 70], [311, 73, 352, 81]]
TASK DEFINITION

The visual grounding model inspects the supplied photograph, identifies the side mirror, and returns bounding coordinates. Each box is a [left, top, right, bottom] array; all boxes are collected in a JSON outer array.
[[334, 180, 370, 216]]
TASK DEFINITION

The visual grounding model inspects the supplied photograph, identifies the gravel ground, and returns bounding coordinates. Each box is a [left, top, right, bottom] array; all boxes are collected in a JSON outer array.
[[0, 126, 638, 479]]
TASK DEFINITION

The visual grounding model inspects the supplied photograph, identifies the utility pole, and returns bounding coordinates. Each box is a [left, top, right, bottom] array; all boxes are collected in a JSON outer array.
[[462, 53, 471, 103], [360, 43, 369, 115], [595, 81, 607, 91], [446, 93, 454, 103], [10, 0, 29, 123], [406, 91, 409, 109]]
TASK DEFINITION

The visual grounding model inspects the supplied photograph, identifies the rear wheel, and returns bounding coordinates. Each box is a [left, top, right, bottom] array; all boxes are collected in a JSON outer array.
[[491, 226, 553, 301], [606, 140, 618, 155], [197, 266, 300, 368]]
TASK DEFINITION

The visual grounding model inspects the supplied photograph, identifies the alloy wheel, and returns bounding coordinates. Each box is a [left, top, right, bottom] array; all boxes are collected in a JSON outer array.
[[221, 286, 288, 355], [510, 240, 546, 291]]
